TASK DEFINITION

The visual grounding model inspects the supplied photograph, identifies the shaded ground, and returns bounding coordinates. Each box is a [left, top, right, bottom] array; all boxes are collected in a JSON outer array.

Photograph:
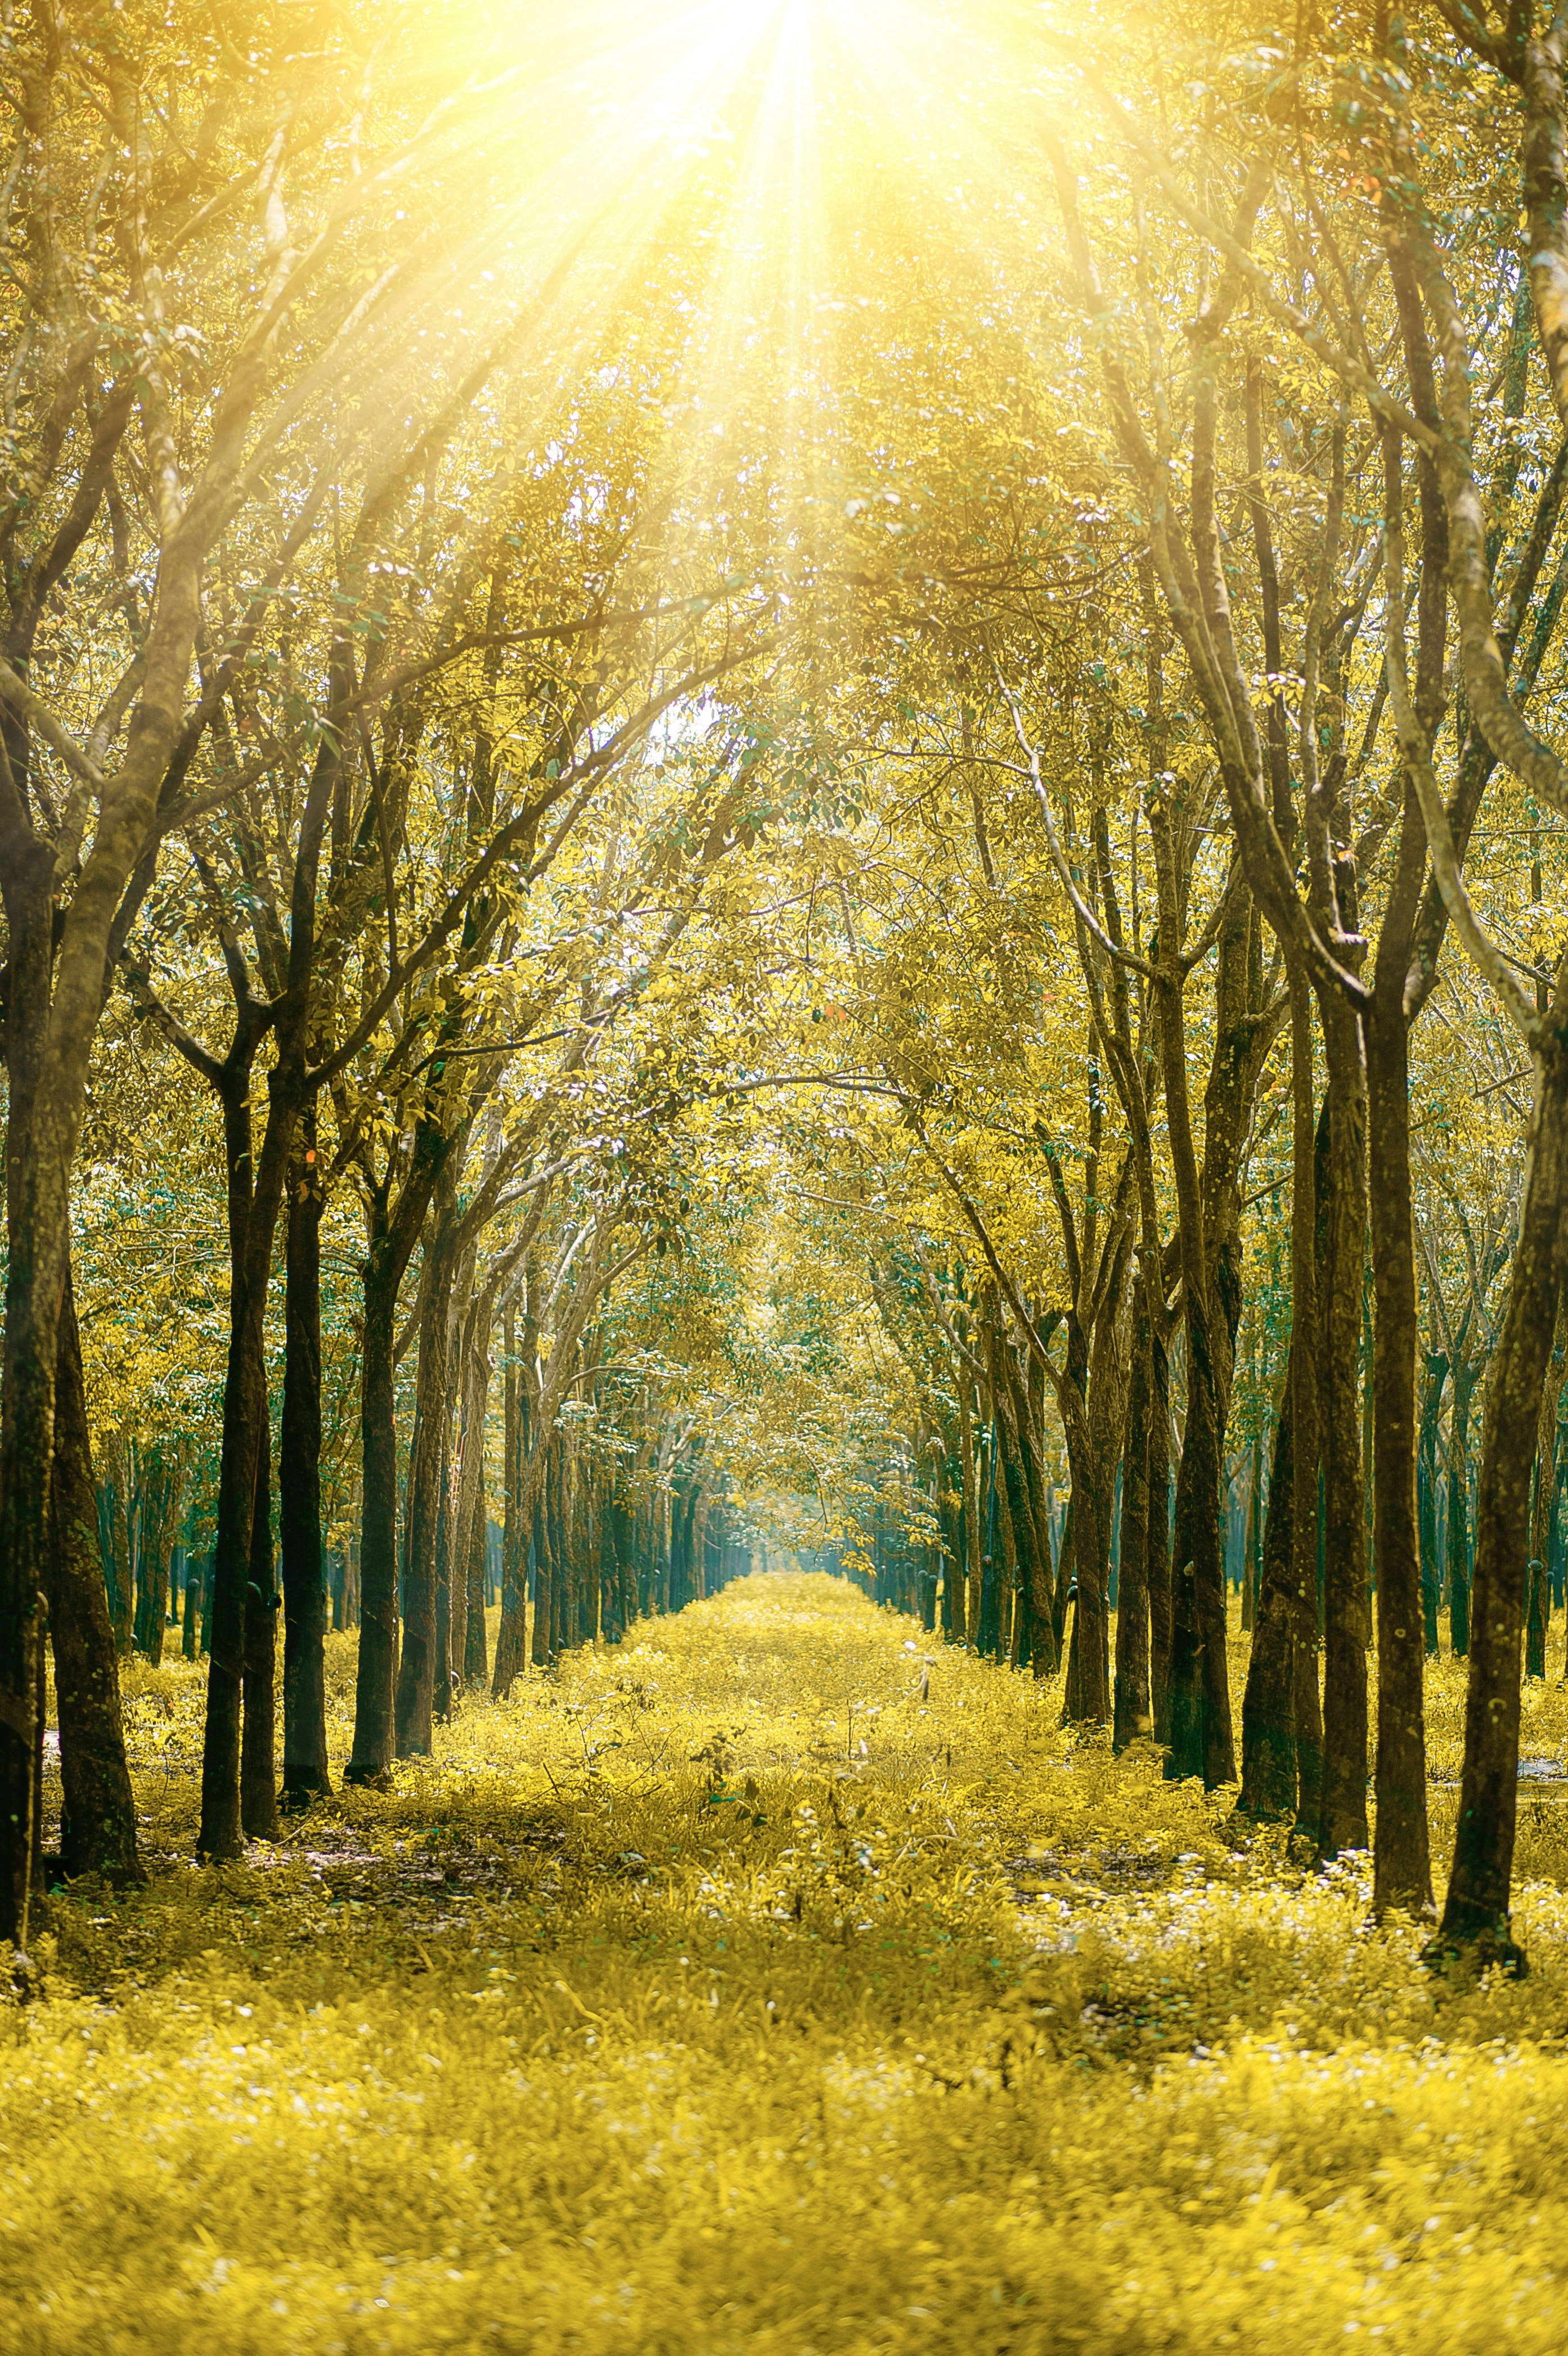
[[8, 1575, 1568, 2353]]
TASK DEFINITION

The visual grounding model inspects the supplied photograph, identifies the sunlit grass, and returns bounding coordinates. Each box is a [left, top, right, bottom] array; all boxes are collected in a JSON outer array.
[[12, 1575, 1568, 2353]]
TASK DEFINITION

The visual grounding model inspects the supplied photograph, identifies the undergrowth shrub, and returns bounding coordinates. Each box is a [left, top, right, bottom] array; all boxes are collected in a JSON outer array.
[[7, 1573, 1568, 2353]]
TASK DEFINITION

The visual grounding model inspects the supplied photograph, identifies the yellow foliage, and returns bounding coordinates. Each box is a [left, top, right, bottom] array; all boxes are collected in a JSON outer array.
[[11, 1579, 1568, 2351]]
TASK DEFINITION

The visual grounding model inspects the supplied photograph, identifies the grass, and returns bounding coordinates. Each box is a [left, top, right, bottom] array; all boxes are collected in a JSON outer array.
[[7, 1573, 1568, 2353]]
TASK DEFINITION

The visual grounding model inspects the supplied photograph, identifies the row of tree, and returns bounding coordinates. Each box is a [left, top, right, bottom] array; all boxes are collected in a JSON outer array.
[[12, 0, 1568, 1990]]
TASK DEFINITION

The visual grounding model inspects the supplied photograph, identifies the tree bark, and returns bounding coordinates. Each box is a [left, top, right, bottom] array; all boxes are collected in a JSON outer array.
[[1313, 980, 1371, 1862], [1148, 794, 1234, 1788], [465, 1500, 490, 1685], [1365, 971, 1431, 1908], [1066, 1240, 1132, 1723], [1526, 1282, 1566, 1679], [241, 1406, 279, 1841], [346, 1119, 454, 1780], [959, 1386, 981, 1647], [1435, 1037, 1568, 1968], [988, 1329, 1054, 1676], [48, 1265, 140, 1886], [1290, 986, 1325, 1842], [396, 1179, 460, 1758], [345, 1197, 403, 1784], [1113, 1280, 1153, 1749], [1239, 1352, 1298, 1819], [1445, 1360, 1479, 1659], [197, 1060, 272, 1860], [492, 1302, 528, 1696], [0, 833, 59, 1950], [1418, 1352, 1448, 1656], [280, 1114, 330, 1804], [1146, 1321, 1172, 1735]]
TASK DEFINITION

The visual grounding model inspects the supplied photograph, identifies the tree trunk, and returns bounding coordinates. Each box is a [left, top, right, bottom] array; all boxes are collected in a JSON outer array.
[[396, 1190, 459, 1759], [433, 1417, 454, 1725], [137, 1447, 180, 1670], [465, 1501, 490, 1684], [1241, 1433, 1261, 1634], [531, 1484, 553, 1667], [448, 1297, 490, 1694], [1446, 1361, 1479, 1659], [199, 1289, 268, 1859], [587, 1476, 604, 1640], [492, 1305, 528, 1696], [280, 1116, 330, 1804], [550, 1435, 569, 1652], [1526, 1282, 1566, 1680], [1066, 1246, 1131, 1724], [345, 1203, 403, 1783], [1418, 1352, 1448, 1656], [102, 1444, 132, 1659], [241, 1409, 278, 1841], [959, 1388, 981, 1647], [1435, 1037, 1568, 1968], [980, 1423, 1008, 1661], [1290, 987, 1324, 1842], [1239, 1352, 1298, 1819], [1146, 1322, 1172, 1735], [1313, 988, 1371, 1862], [182, 1550, 201, 1661], [1365, 964, 1432, 1913], [197, 1025, 286, 1861], [48, 1265, 141, 1886], [0, 838, 63, 1952], [1149, 790, 1234, 1788], [1113, 1280, 1153, 1750], [988, 1332, 1052, 1676]]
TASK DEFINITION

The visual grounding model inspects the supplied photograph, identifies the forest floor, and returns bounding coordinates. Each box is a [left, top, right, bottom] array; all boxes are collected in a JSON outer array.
[[10, 1577, 1568, 2353]]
